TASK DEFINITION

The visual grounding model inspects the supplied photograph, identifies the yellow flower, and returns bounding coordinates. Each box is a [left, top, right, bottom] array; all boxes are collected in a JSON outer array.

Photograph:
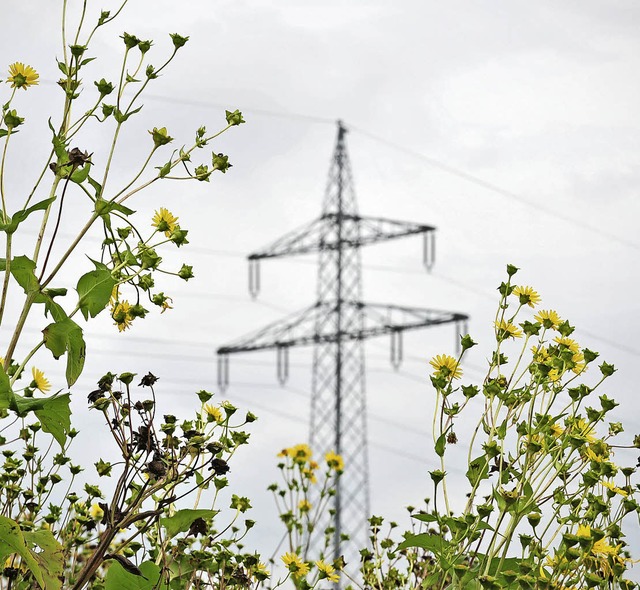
[[203, 403, 223, 423], [428, 354, 462, 379], [315, 560, 340, 583], [152, 207, 178, 237], [112, 300, 133, 332], [570, 351, 586, 374], [309, 460, 319, 471], [549, 423, 564, 438], [303, 468, 317, 484], [574, 419, 596, 443], [7, 62, 39, 89], [513, 285, 541, 308], [601, 480, 628, 497], [281, 553, 309, 577], [325, 451, 344, 472], [290, 444, 312, 464], [576, 524, 591, 539], [553, 336, 580, 353], [531, 345, 549, 362], [90, 503, 104, 520], [588, 538, 627, 578], [252, 562, 270, 581], [494, 319, 523, 339], [548, 368, 561, 383], [534, 309, 562, 329], [277, 447, 290, 458], [298, 499, 312, 512], [31, 367, 51, 393]]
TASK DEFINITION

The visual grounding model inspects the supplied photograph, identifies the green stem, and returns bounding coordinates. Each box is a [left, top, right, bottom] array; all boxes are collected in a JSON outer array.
[[0, 233, 12, 327]]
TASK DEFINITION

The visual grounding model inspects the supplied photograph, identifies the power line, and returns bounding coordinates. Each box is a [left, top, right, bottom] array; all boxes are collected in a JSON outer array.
[[348, 125, 640, 253]]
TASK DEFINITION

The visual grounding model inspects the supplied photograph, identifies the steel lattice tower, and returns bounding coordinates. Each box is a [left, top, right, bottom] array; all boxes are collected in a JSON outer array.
[[217, 121, 468, 570]]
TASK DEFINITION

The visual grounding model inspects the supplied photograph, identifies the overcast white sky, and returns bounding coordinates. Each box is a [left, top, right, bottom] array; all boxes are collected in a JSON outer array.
[[2, 0, 640, 578]]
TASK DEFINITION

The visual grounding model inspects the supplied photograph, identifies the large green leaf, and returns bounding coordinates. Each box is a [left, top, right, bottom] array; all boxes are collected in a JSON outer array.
[[9, 255, 40, 295], [0, 516, 63, 590], [77, 264, 116, 320], [161, 509, 219, 540], [105, 560, 169, 590], [43, 317, 86, 386], [466, 455, 490, 487], [0, 364, 12, 411], [10, 393, 71, 447], [23, 529, 65, 590], [0, 198, 56, 234], [397, 532, 449, 555]]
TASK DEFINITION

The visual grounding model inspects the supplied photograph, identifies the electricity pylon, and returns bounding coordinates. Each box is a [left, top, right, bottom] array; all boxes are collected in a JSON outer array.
[[217, 121, 468, 569]]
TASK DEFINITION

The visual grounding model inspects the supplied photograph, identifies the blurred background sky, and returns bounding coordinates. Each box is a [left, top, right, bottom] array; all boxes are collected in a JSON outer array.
[[2, 0, 640, 577]]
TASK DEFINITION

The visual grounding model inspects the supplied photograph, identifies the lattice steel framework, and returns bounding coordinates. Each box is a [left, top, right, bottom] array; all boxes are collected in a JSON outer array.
[[217, 121, 468, 570]]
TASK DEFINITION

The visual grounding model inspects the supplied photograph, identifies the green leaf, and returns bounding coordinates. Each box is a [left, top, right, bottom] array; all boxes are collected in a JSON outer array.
[[161, 509, 218, 540], [87, 175, 103, 198], [398, 532, 449, 556], [435, 433, 446, 457], [71, 161, 91, 184], [412, 512, 438, 523], [0, 516, 63, 590], [0, 364, 12, 411], [105, 560, 168, 590], [43, 318, 86, 386], [23, 529, 65, 590], [0, 197, 56, 234], [77, 266, 116, 320], [9, 393, 72, 447], [466, 455, 489, 487], [95, 198, 135, 217], [9, 255, 39, 295]]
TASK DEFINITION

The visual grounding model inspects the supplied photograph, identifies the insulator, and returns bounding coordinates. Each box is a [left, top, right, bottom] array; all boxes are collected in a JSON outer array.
[[248, 258, 260, 299], [277, 345, 289, 386], [217, 354, 229, 392], [423, 230, 436, 272], [390, 330, 403, 370]]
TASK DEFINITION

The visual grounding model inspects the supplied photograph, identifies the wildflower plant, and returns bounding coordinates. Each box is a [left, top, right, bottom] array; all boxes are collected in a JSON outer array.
[[269, 444, 345, 588], [391, 265, 640, 590], [0, 1, 253, 588]]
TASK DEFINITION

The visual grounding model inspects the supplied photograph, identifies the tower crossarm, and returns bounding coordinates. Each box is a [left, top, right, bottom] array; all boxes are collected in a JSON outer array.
[[216, 300, 468, 355], [248, 215, 435, 261]]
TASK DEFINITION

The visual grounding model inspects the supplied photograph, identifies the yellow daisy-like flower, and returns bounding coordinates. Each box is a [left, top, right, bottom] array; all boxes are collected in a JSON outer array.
[[494, 319, 523, 340], [290, 443, 312, 464], [553, 336, 580, 353], [112, 300, 133, 332], [576, 524, 591, 539], [309, 460, 319, 471], [303, 468, 317, 484], [281, 553, 309, 577], [534, 309, 562, 329], [549, 423, 564, 438], [570, 351, 586, 374], [31, 367, 51, 393], [252, 562, 270, 581], [90, 503, 104, 520], [601, 480, 628, 497], [531, 345, 549, 362], [574, 418, 596, 443], [298, 499, 312, 512], [203, 403, 224, 423], [547, 368, 561, 383], [7, 62, 39, 90], [588, 538, 627, 578], [277, 447, 290, 458], [315, 560, 340, 583], [325, 451, 344, 472], [513, 285, 541, 308], [428, 354, 462, 379], [152, 207, 178, 237]]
